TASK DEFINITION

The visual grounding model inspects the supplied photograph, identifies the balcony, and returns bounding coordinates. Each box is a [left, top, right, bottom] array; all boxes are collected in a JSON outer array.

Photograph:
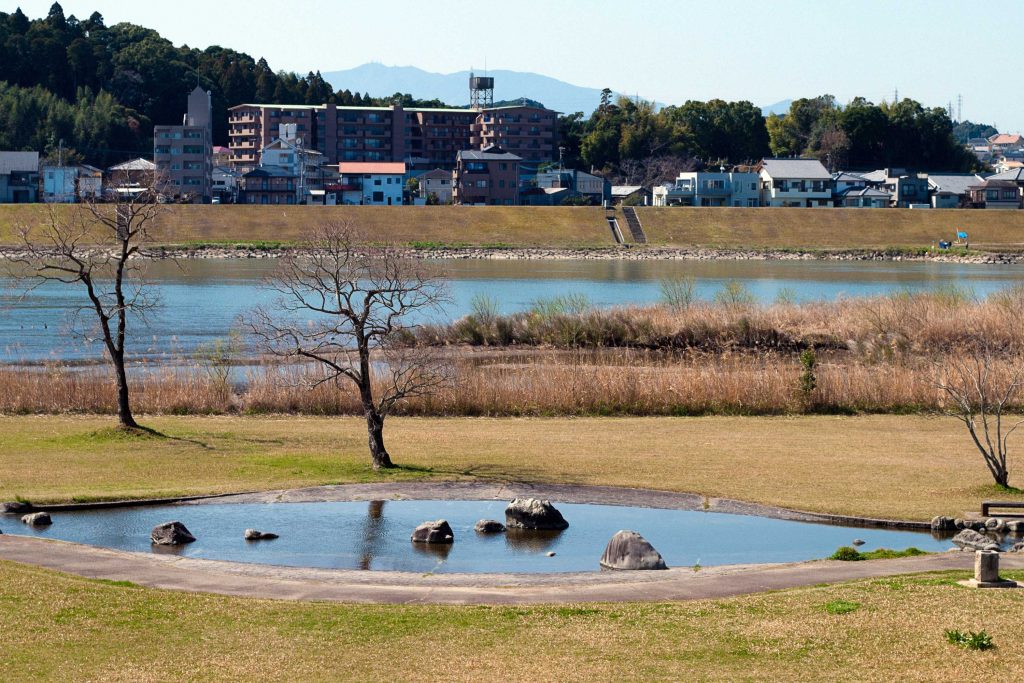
[[229, 127, 256, 136], [230, 114, 257, 123]]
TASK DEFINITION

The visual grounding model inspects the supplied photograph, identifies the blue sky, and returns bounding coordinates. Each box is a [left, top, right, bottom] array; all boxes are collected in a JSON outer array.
[[6, 0, 1024, 131]]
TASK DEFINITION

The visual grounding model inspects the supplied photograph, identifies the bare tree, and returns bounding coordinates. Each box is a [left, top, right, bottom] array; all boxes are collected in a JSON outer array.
[[249, 222, 450, 470], [12, 188, 163, 430], [936, 347, 1024, 488]]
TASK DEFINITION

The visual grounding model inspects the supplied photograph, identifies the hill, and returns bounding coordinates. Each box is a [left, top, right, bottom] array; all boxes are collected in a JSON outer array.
[[322, 63, 647, 115]]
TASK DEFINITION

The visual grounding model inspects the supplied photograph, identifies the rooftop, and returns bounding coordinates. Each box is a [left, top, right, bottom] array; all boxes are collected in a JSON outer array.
[[0, 151, 39, 174], [758, 158, 831, 180], [107, 158, 156, 172], [458, 145, 522, 161], [337, 162, 407, 175], [989, 168, 1024, 182], [928, 174, 986, 195]]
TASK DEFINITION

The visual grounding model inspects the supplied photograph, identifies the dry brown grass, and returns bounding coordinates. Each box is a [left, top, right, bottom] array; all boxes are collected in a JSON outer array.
[[2, 414, 1021, 519], [638, 205, 1024, 250], [7, 203, 1024, 251], [1, 560, 1023, 681], [0, 204, 613, 248]]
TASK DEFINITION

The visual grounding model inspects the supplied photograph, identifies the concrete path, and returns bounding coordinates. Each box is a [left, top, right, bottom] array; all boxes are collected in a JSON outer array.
[[2, 535, 1020, 605]]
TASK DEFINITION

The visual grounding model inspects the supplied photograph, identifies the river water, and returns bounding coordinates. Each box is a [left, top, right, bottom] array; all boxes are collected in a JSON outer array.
[[3, 257, 1024, 363]]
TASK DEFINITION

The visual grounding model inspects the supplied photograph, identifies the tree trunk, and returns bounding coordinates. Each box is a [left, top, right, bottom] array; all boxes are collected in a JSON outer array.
[[365, 408, 393, 470], [113, 352, 139, 429]]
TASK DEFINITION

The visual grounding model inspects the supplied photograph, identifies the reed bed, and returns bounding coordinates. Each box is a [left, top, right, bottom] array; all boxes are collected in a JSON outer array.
[[3, 350, 1020, 417]]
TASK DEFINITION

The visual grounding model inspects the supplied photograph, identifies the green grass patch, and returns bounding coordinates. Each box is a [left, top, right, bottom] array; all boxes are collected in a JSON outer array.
[[945, 629, 995, 651], [822, 600, 861, 615], [830, 546, 928, 561]]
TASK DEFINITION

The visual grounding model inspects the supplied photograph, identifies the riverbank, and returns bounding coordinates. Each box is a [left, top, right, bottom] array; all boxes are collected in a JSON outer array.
[[2, 414, 1020, 520], [2, 243, 1019, 263]]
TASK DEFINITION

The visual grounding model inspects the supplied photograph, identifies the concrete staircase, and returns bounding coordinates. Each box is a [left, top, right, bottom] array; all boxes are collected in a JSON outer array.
[[621, 207, 647, 244]]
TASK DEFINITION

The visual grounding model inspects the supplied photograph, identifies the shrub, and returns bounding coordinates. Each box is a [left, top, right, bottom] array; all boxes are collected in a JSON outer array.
[[659, 275, 698, 310], [830, 546, 864, 561], [714, 280, 756, 307]]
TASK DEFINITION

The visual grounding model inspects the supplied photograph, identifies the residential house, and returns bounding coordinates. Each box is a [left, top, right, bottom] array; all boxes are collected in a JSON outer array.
[[453, 145, 520, 205], [967, 179, 1022, 209], [416, 168, 454, 204], [528, 169, 609, 205], [240, 166, 297, 204], [832, 172, 867, 194], [41, 165, 79, 203], [652, 170, 760, 207], [757, 158, 832, 207], [987, 168, 1024, 199], [153, 85, 214, 203], [988, 133, 1024, 156], [610, 186, 650, 205], [212, 166, 241, 203], [212, 146, 232, 167], [0, 151, 39, 203], [332, 161, 406, 205], [106, 158, 156, 199], [76, 165, 103, 201], [259, 126, 329, 201], [835, 187, 891, 208], [927, 174, 986, 209], [862, 168, 930, 207]]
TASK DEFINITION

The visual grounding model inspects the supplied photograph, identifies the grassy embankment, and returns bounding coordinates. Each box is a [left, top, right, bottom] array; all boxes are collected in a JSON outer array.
[[1, 414, 1020, 520], [5, 204, 1024, 250], [0, 560, 1022, 681]]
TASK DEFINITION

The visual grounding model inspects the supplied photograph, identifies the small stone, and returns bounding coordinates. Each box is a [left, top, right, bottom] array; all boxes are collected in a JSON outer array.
[[1, 501, 31, 514], [852, 539, 865, 547], [151, 521, 196, 546], [474, 519, 506, 533], [1011, 541, 1024, 553], [953, 518, 967, 529], [951, 528, 999, 552], [505, 498, 569, 531], [244, 529, 278, 541], [546, 551, 556, 557], [21, 512, 51, 526], [985, 518, 1007, 533], [599, 530, 668, 570], [1007, 521, 1024, 533], [411, 519, 454, 544]]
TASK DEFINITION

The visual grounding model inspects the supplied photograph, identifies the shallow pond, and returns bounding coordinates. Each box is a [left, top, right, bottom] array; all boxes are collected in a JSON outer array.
[[0, 499, 979, 573]]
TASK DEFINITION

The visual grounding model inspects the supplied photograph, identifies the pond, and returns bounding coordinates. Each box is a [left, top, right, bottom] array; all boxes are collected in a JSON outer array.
[[0, 499, 983, 574], [3, 257, 1024, 364]]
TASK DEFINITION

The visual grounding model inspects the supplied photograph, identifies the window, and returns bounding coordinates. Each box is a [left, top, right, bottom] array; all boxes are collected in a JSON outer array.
[[386, 177, 392, 184], [466, 162, 486, 172], [499, 163, 508, 171], [499, 180, 505, 188], [475, 180, 488, 188], [374, 179, 382, 186], [988, 190, 999, 200], [372, 191, 384, 202]]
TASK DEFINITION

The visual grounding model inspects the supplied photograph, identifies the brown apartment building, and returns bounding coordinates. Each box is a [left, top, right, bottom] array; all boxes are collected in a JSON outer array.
[[154, 86, 213, 202], [453, 145, 521, 205], [228, 103, 557, 172]]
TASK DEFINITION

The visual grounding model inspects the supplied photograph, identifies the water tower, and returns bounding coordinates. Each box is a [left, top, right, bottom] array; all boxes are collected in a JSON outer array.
[[469, 72, 494, 110]]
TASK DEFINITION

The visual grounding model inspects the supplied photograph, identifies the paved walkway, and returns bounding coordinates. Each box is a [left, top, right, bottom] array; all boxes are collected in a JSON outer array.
[[1, 535, 1020, 605]]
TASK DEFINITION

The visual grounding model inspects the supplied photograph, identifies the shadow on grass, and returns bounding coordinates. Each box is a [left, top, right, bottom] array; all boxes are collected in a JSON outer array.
[[81, 425, 211, 449]]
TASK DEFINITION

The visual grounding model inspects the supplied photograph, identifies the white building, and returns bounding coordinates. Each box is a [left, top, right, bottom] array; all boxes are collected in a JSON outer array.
[[652, 170, 760, 207], [335, 162, 406, 205], [757, 158, 832, 207], [416, 168, 453, 204]]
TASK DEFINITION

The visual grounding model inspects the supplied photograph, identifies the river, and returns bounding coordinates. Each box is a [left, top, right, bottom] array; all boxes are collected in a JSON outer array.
[[2, 257, 1024, 364]]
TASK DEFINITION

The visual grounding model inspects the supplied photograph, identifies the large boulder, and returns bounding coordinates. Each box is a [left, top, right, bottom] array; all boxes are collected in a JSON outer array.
[[504, 498, 569, 531], [1, 501, 31, 514], [474, 519, 506, 533], [410, 519, 454, 544], [244, 529, 279, 541], [21, 512, 52, 526], [151, 521, 196, 546], [951, 528, 999, 552], [599, 530, 668, 570], [930, 515, 956, 531]]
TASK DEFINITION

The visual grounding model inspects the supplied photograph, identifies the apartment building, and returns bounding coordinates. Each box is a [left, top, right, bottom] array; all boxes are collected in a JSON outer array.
[[453, 145, 520, 205], [228, 103, 557, 172], [154, 86, 214, 202]]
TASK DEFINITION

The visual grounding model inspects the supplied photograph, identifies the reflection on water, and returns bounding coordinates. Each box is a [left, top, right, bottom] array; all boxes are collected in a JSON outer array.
[[0, 499, 993, 574], [4, 257, 1024, 364]]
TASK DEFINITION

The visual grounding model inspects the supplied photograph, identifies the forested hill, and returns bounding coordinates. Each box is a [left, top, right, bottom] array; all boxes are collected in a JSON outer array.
[[0, 3, 449, 166]]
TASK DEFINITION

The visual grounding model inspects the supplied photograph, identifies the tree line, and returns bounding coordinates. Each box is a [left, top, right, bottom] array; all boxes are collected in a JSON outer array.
[[0, 3, 445, 165], [559, 90, 985, 186]]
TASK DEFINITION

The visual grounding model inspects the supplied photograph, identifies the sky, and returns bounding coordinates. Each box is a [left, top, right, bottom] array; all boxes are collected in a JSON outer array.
[[5, 0, 1024, 131]]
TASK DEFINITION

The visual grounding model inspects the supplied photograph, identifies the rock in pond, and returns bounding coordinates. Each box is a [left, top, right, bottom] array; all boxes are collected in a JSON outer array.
[[151, 521, 196, 546], [1, 501, 31, 514], [244, 529, 279, 541], [599, 530, 668, 570], [985, 518, 1007, 533], [474, 519, 506, 533], [1007, 520, 1024, 533], [504, 498, 569, 531], [21, 512, 52, 526], [1012, 541, 1024, 553], [930, 515, 956, 531], [411, 519, 454, 544], [852, 539, 865, 547], [951, 528, 999, 552]]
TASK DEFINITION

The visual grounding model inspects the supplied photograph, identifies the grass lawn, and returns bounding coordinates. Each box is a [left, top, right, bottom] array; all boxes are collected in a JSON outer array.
[[0, 560, 1021, 681], [1, 414, 1020, 520]]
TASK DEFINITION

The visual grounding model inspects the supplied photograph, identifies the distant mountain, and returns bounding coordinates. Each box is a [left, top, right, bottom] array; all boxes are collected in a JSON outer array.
[[761, 99, 793, 117], [321, 63, 639, 115]]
